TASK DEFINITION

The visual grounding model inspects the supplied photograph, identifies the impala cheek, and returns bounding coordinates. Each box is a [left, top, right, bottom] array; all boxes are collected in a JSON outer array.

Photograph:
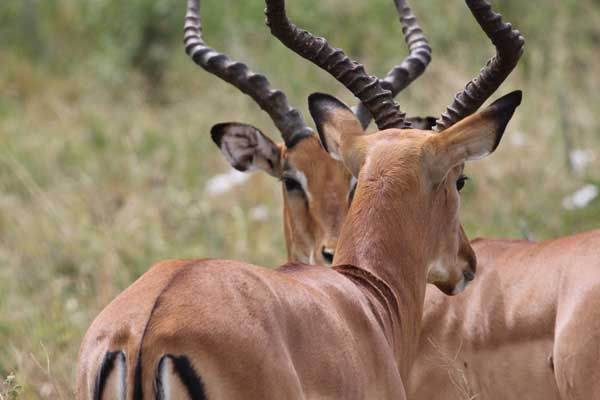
[[427, 257, 475, 295]]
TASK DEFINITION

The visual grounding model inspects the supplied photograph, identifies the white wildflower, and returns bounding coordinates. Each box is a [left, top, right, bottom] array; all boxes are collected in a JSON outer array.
[[249, 205, 269, 221], [562, 184, 599, 210], [205, 169, 250, 196], [509, 130, 527, 147], [65, 298, 78, 312], [569, 149, 595, 174]]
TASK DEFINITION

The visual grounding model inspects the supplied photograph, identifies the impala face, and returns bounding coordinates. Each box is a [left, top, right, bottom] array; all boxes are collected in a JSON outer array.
[[211, 123, 353, 265], [310, 91, 522, 295], [281, 136, 353, 264]]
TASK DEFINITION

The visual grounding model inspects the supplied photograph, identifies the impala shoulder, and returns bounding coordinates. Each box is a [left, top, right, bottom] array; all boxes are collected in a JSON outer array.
[[470, 237, 534, 253]]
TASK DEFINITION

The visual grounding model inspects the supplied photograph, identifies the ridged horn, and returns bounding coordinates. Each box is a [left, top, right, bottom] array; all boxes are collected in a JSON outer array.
[[434, 0, 525, 131], [184, 0, 313, 146], [353, 0, 432, 129], [264, 0, 407, 130]]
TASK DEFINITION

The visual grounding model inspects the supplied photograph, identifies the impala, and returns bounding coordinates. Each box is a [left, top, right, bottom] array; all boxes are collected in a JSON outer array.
[[235, 1, 600, 399], [408, 232, 600, 400], [76, 0, 524, 398], [201, 0, 433, 265]]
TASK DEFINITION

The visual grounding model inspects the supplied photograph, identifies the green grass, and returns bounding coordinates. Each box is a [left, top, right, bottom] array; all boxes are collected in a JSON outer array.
[[1, 0, 600, 397]]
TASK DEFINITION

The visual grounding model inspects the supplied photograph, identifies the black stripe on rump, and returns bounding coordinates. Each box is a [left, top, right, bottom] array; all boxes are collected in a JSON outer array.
[[156, 354, 207, 400], [94, 350, 125, 400], [133, 261, 199, 400]]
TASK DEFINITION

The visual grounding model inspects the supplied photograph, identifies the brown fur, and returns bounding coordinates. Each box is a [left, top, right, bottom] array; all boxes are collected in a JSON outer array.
[[408, 232, 600, 400], [281, 136, 352, 264]]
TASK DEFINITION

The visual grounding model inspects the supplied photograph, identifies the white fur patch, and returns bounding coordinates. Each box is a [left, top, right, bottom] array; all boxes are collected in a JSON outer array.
[[427, 259, 449, 283], [328, 151, 343, 161], [159, 357, 173, 400], [115, 352, 126, 400], [287, 169, 312, 201]]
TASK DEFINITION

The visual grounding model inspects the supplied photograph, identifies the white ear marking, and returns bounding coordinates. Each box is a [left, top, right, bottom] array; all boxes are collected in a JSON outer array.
[[284, 169, 312, 201]]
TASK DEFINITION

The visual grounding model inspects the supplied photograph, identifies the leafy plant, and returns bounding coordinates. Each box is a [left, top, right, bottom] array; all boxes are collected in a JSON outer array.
[[0, 374, 21, 400]]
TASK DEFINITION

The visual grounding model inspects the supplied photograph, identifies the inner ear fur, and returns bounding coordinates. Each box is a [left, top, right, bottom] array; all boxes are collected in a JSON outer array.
[[211, 122, 282, 178], [308, 93, 366, 176], [425, 90, 522, 183]]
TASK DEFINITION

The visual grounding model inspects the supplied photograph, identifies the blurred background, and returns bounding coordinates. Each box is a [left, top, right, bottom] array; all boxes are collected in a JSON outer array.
[[1, 0, 599, 397]]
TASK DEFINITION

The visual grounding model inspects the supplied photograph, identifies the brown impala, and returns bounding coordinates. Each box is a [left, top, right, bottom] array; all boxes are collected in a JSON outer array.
[[203, 0, 433, 266], [76, 0, 525, 398]]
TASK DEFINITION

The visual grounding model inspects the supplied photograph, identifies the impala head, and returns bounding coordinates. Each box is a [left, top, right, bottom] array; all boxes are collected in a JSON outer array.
[[263, 0, 523, 294], [309, 90, 522, 294], [185, 0, 432, 265], [211, 124, 352, 264]]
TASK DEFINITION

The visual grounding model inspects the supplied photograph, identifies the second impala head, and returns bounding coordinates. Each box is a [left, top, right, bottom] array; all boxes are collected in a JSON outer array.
[[308, 90, 522, 295], [211, 123, 353, 265]]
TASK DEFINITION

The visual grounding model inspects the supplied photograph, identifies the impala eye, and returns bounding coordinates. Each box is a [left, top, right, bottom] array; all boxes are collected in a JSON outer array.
[[283, 177, 303, 193], [456, 175, 469, 192]]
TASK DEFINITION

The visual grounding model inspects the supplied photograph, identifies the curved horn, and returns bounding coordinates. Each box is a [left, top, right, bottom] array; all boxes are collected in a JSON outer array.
[[184, 0, 313, 147], [264, 0, 406, 130], [434, 0, 525, 131], [353, 0, 432, 129]]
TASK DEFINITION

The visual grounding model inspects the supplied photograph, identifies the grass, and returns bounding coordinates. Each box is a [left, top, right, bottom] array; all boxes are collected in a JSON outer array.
[[1, 0, 600, 397]]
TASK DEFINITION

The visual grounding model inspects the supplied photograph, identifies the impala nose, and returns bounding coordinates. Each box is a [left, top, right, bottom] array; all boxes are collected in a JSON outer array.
[[463, 269, 475, 282], [321, 247, 335, 264]]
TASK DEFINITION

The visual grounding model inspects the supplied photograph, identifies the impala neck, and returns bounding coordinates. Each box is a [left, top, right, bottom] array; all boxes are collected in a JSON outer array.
[[333, 184, 429, 380]]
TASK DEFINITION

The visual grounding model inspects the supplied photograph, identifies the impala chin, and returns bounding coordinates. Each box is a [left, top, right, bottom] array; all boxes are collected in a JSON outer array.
[[427, 259, 450, 283], [427, 258, 475, 296]]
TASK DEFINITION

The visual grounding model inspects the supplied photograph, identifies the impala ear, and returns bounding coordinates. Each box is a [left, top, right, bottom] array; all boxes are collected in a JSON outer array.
[[425, 90, 522, 184], [211, 122, 282, 178], [308, 93, 366, 177]]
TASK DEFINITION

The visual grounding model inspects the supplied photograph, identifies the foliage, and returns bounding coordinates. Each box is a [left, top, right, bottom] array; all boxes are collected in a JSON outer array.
[[0, 374, 21, 400]]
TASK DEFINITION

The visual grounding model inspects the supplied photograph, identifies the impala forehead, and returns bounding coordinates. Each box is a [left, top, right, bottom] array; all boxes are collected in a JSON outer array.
[[284, 135, 332, 165], [373, 129, 433, 151], [360, 131, 433, 177], [380, 127, 435, 138]]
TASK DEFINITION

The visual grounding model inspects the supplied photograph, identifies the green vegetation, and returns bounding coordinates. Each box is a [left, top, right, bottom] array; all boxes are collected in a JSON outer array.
[[1, 0, 599, 397], [0, 373, 22, 400]]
